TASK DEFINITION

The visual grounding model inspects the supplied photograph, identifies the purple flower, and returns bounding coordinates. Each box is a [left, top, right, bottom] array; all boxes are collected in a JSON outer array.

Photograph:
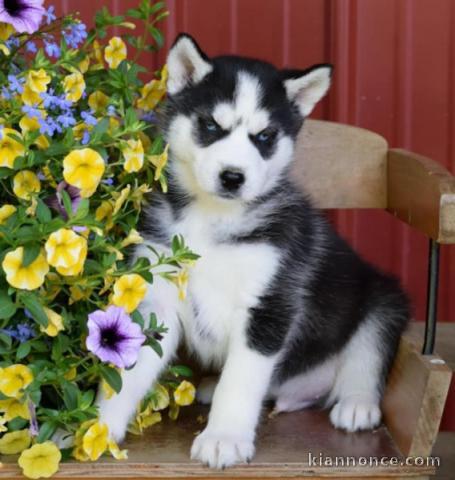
[[45, 181, 81, 219], [86, 306, 146, 369], [0, 0, 45, 34]]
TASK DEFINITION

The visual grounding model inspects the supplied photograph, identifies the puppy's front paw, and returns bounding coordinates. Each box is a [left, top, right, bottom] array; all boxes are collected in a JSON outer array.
[[330, 395, 381, 432], [191, 429, 255, 469]]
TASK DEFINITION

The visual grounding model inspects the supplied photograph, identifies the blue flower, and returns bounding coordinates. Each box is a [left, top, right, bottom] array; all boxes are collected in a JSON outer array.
[[8, 74, 24, 94], [44, 5, 56, 25], [1, 323, 36, 342], [22, 105, 42, 119], [57, 112, 76, 128], [63, 22, 87, 49], [81, 110, 97, 126], [102, 178, 114, 186], [44, 40, 60, 58], [5, 36, 19, 49], [39, 116, 62, 137], [25, 41, 37, 53], [107, 105, 116, 117], [0, 125, 4, 140], [1, 86, 11, 100], [81, 130, 91, 145]]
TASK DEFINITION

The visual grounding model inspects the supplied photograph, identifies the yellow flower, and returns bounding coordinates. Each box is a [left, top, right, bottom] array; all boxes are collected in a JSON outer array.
[[78, 55, 90, 73], [112, 273, 147, 313], [13, 170, 41, 200], [82, 421, 108, 461], [0, 204, 16, 224], [101, 379, 116, 400], [26, 196, 38, 217], [63, 148, 105, 195], [18, 441, 61, 479], [0, 398, 30, 421], [112, 184, 131, 215], [45, 228, 87, 270], [21, 85, 42, 106], [55, 243, 87, 277], [88, 90, 109, 113], [69, 283, 93, 304], [40, 307, 64, 337], [95, 200, 114, 231], [173, 380, 196, 406], [148, 144, 169, 181], [63, 367, 77, 381], [0, 43, 10, 55], [0, 364, 33, 398], [104, 36, 127, 69], [121, 229, 144, 248], [108, 439, 128, 460], [91, 40, 104, 69], [0, 22, 15, 41], [63, 71, 86, 102], [137, 64, 167, 110], [26, 69, 51, 94], [171, 267, 189, 301], [19, 116, 50, 150], [122, 138, 144, 173], [0, 429, 31, 454], [150, 384, 170, 411], [131, 183, 152, 210], [0, 128, 25, 169], [72, 122, 92, 141], [2, 247, 49, 290]]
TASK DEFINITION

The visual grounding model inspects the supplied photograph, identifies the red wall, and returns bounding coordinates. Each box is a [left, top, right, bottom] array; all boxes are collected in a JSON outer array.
[[60, 0, 454, 429]]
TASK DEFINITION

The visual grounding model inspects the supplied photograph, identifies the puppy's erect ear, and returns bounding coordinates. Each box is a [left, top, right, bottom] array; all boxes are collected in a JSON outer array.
[[282, 64, 333, 117], [166, 33, 213, 95]]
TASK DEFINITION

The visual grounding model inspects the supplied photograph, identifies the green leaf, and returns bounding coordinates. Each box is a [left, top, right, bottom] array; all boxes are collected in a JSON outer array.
[[145, 337, 163, 357], [61, 189, 73, 218], [62, 382, 79, 410], [36, 199, 52, 223], [74, 198, 89, 219], [0, 332, 12, 348], [99, 365, 122, 393], [22, 243, 41, 268], [169, 365, 193, 378], [36, 421, 57, 443], [19, 292, 48, 327], [131, 310, 144, 328], [16, 341, 31, 360], [0, 167, 14, 179], [0, 290, 17, 319]]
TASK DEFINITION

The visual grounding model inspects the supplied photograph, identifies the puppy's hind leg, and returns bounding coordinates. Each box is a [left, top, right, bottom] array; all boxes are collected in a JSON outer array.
[[328, 317, 386, 432]]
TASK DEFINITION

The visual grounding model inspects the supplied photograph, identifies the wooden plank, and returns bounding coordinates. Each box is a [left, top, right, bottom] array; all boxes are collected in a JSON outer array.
[[293, 120, 388, 209], [0, 405, 435, 478], [387, 149, 455, 244], [382, 337, 452, 458]]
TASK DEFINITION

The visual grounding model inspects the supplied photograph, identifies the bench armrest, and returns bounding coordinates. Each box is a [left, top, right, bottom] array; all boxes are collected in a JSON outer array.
[[387, 149, 455, 243]]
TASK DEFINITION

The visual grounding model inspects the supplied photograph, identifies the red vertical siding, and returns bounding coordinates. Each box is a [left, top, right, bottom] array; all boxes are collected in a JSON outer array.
[[63, 0, 454, 429]]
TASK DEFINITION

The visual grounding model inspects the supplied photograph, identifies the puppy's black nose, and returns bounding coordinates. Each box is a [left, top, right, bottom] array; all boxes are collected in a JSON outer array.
[[219, 170, 245, 191]]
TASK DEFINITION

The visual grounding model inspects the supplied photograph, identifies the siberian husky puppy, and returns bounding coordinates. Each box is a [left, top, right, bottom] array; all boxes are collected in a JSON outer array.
[[98, 34, 409, 468]]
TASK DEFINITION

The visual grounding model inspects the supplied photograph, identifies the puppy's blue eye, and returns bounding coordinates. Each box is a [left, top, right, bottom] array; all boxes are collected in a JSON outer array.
[[255, 129, 276, 143], [206, 121, 218, 132]]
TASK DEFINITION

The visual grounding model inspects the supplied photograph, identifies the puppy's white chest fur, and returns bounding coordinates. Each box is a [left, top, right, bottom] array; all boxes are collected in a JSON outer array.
[[171, 202, 280, 367]]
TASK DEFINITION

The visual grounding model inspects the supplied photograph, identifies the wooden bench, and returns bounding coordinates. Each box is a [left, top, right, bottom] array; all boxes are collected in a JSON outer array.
[[1, 120, 453, 479]]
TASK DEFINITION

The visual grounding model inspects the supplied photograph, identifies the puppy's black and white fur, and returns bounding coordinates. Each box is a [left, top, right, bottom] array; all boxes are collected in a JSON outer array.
[[98, 34, 409, 468]]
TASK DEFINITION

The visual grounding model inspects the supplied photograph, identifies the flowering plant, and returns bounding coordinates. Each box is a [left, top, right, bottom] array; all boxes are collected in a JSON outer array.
[[0, 1, 197, 477]]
